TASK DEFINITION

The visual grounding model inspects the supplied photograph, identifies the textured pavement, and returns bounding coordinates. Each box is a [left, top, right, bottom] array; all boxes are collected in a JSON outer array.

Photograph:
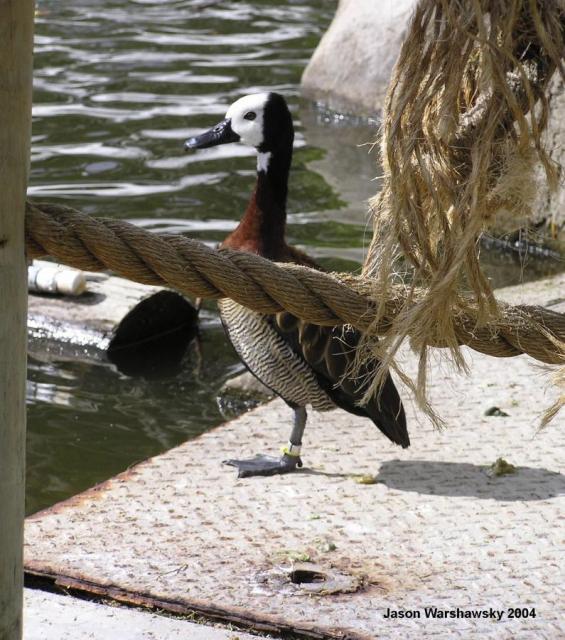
[[24, 275, 565, 639], [24, 589, 258, 640]]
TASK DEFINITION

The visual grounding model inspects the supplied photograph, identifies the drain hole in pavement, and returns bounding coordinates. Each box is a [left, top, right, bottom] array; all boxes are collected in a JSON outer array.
[[289, 569, 326, 584]]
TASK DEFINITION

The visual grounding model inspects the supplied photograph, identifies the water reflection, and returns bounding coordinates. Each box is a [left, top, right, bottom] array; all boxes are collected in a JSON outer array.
[[27, 325, 239, 514]]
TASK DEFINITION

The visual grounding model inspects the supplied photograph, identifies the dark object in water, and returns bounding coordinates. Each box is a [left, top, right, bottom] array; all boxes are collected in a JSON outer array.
[[28, 276, 199, 378], [108, 290, 199, 378]]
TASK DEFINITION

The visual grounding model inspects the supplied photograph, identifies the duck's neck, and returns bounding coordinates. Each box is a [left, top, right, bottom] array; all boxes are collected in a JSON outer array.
[[255, 147, 291, 214], [228, 145, 292, 259]]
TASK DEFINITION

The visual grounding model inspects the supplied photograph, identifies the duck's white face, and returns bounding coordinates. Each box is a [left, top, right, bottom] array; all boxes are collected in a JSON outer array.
[[225, 93, 269, 148], [185, 91, 293, 175]]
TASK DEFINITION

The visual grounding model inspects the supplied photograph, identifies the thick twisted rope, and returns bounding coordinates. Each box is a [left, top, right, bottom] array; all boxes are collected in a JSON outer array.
[[25, 201, 565, 367]]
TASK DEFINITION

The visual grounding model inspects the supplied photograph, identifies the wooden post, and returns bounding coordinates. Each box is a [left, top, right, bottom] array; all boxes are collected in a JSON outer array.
[[0, 2, 35, 638]]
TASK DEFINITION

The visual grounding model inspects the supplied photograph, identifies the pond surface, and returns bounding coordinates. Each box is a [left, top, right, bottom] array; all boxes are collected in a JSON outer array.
[[27, 0, 563, 515]]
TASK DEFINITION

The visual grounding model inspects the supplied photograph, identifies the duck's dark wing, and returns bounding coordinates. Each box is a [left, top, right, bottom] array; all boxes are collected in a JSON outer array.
[[271, 312, 410, 448], [218, 299, 335, 412]]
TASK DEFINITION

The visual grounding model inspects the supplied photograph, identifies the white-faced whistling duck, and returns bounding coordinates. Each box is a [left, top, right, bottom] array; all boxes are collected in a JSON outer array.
[[185, 92, 409, 477]]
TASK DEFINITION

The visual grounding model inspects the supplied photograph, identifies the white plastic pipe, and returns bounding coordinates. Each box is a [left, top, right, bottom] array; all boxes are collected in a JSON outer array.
[[28, 261, 87, 296]]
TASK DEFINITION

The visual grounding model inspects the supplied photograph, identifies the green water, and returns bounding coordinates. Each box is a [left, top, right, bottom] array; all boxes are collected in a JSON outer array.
[[27, 0, 562, 515]]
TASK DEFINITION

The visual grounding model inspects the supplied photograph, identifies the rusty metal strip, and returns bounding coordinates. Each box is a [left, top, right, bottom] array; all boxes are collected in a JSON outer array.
[[25, 567, 366, 640]]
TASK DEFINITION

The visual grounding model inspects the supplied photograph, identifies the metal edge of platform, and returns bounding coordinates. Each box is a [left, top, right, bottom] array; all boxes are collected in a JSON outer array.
[[24, 567, 365, 640]]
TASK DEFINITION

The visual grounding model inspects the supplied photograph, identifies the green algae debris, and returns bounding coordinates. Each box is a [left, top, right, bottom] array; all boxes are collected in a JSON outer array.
[[484, 406, 510, 417], [489, 458, 517, 477], [283, 550, 311, 562], [354, 474, 378, 485]]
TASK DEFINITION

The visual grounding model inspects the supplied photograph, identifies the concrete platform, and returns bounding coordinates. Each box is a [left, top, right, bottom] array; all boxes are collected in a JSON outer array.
[[24, 589, 258, 640], [24, 275, 565, 639]]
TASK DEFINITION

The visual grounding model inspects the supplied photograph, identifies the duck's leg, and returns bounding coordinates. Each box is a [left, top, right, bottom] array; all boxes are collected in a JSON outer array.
[[224, 407, 306, 478]]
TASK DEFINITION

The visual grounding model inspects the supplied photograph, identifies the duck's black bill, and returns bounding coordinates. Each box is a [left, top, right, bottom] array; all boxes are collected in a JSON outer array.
[[184, 118, 240, 150]]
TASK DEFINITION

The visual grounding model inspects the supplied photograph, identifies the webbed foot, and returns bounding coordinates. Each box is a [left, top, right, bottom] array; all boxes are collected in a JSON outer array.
[[223, 453, 302, 478]]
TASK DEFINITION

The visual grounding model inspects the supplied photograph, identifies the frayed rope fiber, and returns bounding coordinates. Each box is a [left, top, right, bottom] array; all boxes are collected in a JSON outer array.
[[361, 0, 565, 424]]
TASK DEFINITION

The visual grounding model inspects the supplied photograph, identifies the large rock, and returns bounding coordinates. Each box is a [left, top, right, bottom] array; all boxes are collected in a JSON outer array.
[[301, 0, 417, 115], [534, 75, 565, 232]]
